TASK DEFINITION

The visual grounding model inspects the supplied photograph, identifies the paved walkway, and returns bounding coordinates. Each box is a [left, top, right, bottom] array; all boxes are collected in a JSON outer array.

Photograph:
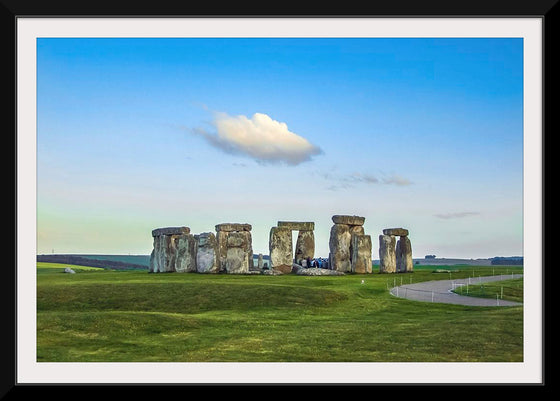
[[389, 274, 523, 306]]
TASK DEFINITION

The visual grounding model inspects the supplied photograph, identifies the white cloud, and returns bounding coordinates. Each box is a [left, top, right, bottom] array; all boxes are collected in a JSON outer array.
[[382, 174, 413, 186], [192, 111, 322, 165], [434, 212, 480, 219]]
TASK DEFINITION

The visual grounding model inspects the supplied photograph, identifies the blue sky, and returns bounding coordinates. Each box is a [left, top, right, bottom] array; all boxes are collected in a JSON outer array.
[[36, 37, 523, 258]]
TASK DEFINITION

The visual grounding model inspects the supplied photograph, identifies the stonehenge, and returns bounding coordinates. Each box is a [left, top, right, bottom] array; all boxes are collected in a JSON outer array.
[[216, 223, 253, 274], [150, 223, 253, 274], [149, 218, 412, 275], [150, 226, 197, 273], [269, 221, 315, 272], [328, 215, 372, 273], [379, 228, 413, 273]]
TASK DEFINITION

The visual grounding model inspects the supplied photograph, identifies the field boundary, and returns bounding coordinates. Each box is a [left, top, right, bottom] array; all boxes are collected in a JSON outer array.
[[389, 274, 523, 306]]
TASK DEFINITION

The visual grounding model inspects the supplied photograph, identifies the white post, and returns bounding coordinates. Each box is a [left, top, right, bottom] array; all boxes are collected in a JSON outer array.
[[497, 294, 499, 306], [431, 291, 434, 302], [396, 286, 399, 296], [501, 286, 503, 299]]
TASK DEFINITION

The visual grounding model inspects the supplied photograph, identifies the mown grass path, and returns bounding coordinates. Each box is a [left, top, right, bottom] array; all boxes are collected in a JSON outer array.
[[390, 274, 523, 306]]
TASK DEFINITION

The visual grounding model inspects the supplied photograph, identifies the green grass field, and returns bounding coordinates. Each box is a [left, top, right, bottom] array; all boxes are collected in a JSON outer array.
[[36, 264, 523, 362]]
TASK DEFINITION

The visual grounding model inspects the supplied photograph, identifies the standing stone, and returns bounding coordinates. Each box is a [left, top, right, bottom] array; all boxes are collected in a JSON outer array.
[[257, 253, 264, 269], [329, 223, 352, 272], [396, 236, 413, 273], [225, 232, 251, 274], [174, 234, 198, 273], [150, 227, 192, 273], [295, 230, 315, 261], [269, 226, 293, 272], [216, 223, 253, 272], [379, 234, 397, 273], [351, 234, 372, 274], [216, 230, 229, 271], [196, 232, 219, 273]]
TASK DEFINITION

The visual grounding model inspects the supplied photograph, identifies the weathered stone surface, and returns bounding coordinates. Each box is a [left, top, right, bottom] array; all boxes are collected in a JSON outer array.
[[226, 240, 249, 274], [396, 236, 413, 273], [332, 215, 365, 226], [296, 267, 345, 276], [227, 232, 246, 248], [273, 264, 294, 274], [350, 225, 365, 236], [174, 234, 197, 273], [379, 234, 397, 273], [329, 223, 352, 272], [257, 253, 264, 269], [196, 232, 219, 273], [215, 223, 252, 232], [150, 234, 177, 273], [383, 228, 409, 236], [295, 230, 315, 262], [351, 234, 372, 274], [216, 229, 253, 271], [277, 221, 315, 231], [151, 226, 190, 237], [216, 230, 229, 271], [225, 232, 251, 274], [269, 226, 293, 269]]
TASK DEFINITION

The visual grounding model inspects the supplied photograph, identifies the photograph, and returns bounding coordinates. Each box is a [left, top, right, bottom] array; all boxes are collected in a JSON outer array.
[[14, 16, 545, 386]]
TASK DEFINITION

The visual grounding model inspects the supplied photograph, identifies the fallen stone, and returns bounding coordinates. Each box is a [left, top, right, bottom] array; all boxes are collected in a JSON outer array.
[[64, 267, 75, 274], [383, 228, 409, 236], [296, 268, 345, 276], [277, 221, 315, 231], [332, 215, 365, 226], [262, 268, 284, 275], [151, 226, 190, 237]]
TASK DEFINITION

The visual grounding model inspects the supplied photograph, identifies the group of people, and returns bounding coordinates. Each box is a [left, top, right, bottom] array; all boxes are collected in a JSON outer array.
[[299, 257, 329, 269]]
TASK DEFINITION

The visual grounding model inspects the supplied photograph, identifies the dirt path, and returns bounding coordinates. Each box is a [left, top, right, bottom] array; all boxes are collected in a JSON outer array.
[[389, 274, 523, 306]]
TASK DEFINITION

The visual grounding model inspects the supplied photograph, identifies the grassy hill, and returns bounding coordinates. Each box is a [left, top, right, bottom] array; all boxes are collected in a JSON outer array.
[[36, 263, 523, 363]]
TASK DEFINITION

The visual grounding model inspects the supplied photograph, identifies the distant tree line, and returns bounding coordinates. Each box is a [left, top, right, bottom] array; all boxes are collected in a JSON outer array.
[[425, 255, 437, 259], [490, 256, 523, 265], [37, 254, 148, 270]]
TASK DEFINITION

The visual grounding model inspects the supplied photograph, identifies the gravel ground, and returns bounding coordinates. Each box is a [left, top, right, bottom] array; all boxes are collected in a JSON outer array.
[[389, 274, 523, 306]]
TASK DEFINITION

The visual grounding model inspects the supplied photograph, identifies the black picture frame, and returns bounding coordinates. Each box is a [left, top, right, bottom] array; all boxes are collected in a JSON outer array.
[[5, 0, 555, 395]]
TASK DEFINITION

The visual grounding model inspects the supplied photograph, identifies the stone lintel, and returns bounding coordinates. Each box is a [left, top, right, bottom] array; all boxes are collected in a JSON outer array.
[[215, 223, 252, 232], [277, 221, 315, 231], [383, 228, 409, 236], [331, 215, 365, 226], [152, 226, 190, 237]]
